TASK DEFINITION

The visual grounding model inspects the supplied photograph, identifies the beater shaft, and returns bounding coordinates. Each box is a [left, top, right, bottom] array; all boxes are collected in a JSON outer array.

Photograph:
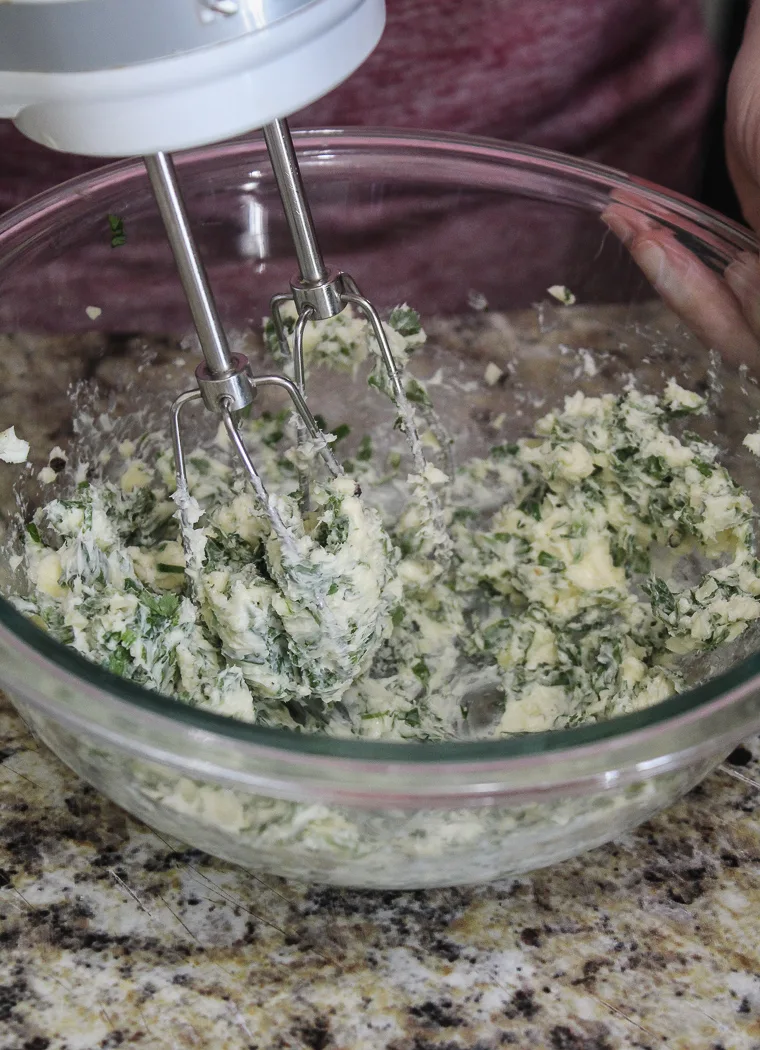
[[145, 152, 238, 382], [263, 120, 329, 287]]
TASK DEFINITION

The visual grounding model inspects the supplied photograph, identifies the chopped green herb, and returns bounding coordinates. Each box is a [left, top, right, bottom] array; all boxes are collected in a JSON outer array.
[[405, 378, 430, 406], [491, 443, 520, 459], [519, 496, 543, 520], [388, 305, 422, 337], [107, 213, 126, 248], [537, 551, 564, 569], [411, 660, 430, 684]]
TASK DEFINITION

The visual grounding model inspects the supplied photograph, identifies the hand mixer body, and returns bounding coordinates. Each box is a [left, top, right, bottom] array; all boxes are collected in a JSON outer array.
[[0, 0, 385, 156]]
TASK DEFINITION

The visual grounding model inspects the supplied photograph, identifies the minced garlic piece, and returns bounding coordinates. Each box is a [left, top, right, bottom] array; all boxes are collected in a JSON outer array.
[[547, 285, 576, 306], [0, 426, 29, 464], [744, 431, 760, 457]]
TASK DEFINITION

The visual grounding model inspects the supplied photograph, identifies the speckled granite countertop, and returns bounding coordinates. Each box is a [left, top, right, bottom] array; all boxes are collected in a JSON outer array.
[[1, 690, 759, 1050]]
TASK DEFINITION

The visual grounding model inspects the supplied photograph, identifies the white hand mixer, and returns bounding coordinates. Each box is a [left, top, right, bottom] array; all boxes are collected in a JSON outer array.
[[0, 0, 432, 542]]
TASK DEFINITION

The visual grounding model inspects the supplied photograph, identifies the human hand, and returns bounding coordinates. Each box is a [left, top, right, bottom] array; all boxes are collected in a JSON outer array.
[[599, 5, 760, 364], [602, 201, 760, 362]]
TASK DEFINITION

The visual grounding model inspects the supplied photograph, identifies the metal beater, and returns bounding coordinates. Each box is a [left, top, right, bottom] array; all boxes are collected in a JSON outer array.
[[146, 118, 431, 540]]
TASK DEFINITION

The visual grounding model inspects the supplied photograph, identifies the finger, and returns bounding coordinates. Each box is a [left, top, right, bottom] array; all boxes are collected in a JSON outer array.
[[725, 137, 760, 235], [602, 205, 760, 364], [725, 250, 760, 340], [725, 0, 760, 234]]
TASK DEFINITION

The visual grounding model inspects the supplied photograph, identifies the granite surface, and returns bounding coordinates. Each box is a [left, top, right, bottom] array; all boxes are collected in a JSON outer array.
[[1, 689, 760, 1050]]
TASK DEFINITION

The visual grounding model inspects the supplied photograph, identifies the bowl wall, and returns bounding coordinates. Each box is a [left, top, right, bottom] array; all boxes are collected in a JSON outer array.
[[1, 131, 760, 887], [14, 695, 720, 888]]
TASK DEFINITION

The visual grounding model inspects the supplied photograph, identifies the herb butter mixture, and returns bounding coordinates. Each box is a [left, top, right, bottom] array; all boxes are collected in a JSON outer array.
[[12, 308, 760, 740]]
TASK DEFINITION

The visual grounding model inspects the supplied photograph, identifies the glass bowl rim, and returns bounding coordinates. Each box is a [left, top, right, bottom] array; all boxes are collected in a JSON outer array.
[[1, 125, 759, 769]]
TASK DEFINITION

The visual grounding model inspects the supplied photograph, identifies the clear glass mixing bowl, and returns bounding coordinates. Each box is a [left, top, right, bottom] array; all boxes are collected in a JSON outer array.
[[1, 130, 760, 889]]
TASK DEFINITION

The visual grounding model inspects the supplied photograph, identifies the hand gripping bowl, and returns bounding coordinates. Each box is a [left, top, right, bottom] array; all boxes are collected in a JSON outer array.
[[2, 130, 760, 890]]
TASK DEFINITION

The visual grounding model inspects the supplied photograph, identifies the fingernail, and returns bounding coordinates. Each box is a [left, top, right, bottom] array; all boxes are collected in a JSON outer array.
[[602, 211, 635, 246], [633, 240, 668, 291]]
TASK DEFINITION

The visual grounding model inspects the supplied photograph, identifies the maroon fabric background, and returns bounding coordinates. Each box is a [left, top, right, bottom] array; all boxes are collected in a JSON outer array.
[[0, 0, 719, 332], [299, 0, 717, 194], [0, 0, 716, 213]]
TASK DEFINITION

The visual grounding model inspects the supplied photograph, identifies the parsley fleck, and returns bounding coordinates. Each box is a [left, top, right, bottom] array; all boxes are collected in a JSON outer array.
[[388, 305, 422, 337], [108, 213, 126, 248], [411, 659, 430, 684], [405, 378, 430, 406]]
